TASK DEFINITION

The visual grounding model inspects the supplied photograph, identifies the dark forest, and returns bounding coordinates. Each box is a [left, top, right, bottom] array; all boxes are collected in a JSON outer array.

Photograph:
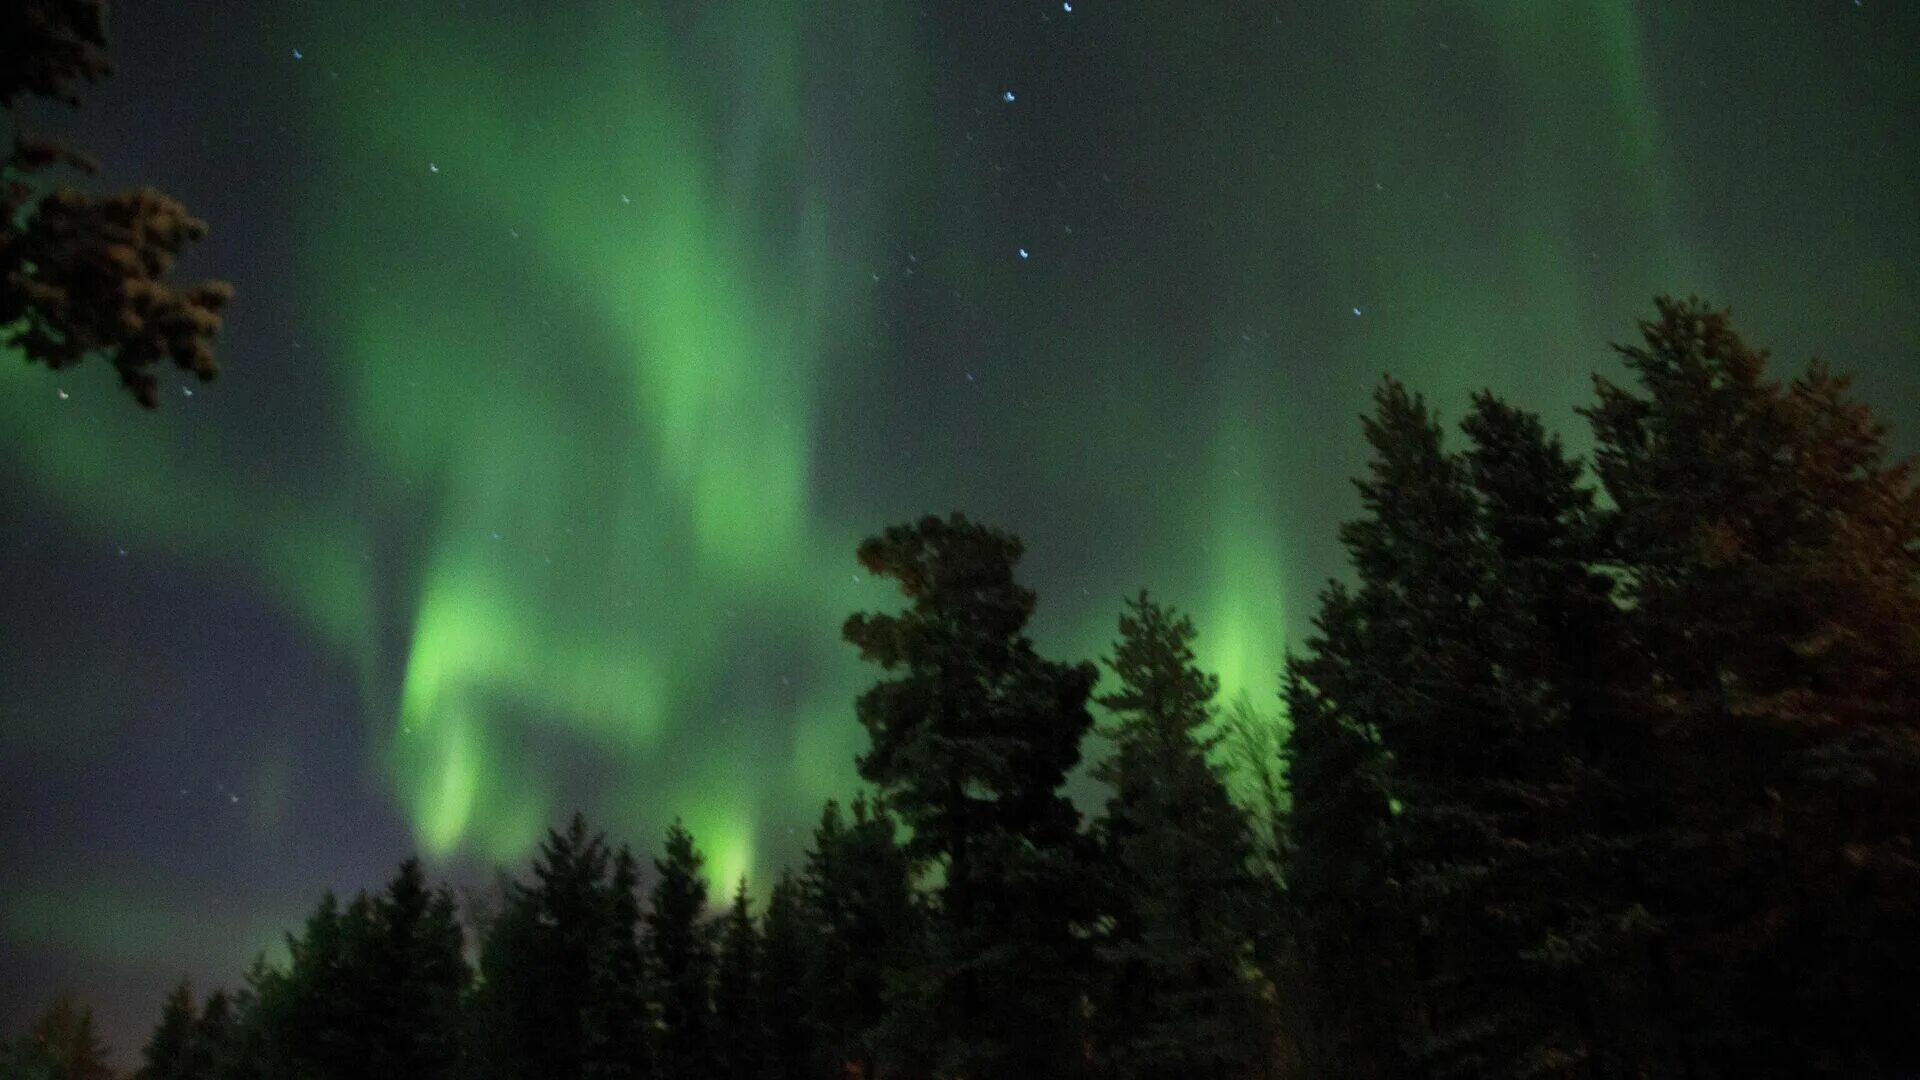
[[11, 300, 1919, 1079], [5, 1, 1918, 1077]]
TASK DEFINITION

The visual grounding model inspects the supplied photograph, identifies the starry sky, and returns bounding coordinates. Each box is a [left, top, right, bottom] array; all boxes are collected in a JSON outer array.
[[3, 0, 1916, 1055]]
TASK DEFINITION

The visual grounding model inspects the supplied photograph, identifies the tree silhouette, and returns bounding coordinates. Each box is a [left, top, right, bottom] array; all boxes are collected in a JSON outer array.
[[843, 513, 1099, 1079], [801, 796, 918, 1079], [756, 870, 815, 1080], [712, 879, 767, 1080], [473, 816, 629, 1080], [1586, 297, 1920, 1075], [139, 979, 199, 1080], [1089, 591, 1269, 1079], [647, 819, 717, 1080], [583, 846, 652, 1080], [4, 994, 116, 1080], [2, 0, 231, 406], [239, 860, 468, 1080]]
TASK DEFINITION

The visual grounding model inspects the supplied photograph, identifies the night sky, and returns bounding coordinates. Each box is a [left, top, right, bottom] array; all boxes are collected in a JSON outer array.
[[3, 0, 1916, 1055]]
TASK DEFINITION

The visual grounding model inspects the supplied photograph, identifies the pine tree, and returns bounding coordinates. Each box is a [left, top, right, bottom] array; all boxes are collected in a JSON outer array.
[[474, 815, 634, 1080], [1585, 298, 1920, 1076], [250, 890, 363, 1079], [757, 870, 815, 1080], [843, 513, 1098, 1079], [1458, 391, 1661, 1078], [1280, 625, 1411, 1080], [1300, 380, 1645, 1077], [244, 861, 470, 1080], [648, 819, 717, 1080], [802, 797, 919, 1079], [363, 858, 468, 1080], [712, 879, 767, 1080], [1089, 591, 1268, 1080], [1325, 379, 1510, 1075], [584, 847, 653, 1080], [141, 979, 200, 1080], [5, 994, 116, 1080], [137, 980, 232, 1080], [190, 990, 235, 1080], [214, 958, 278, 1080], [2, 0, 232, 406]]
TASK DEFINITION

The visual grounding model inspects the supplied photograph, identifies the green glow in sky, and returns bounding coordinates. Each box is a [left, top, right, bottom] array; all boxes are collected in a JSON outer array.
[[293, 0, 909, 871], [6, 2, 1914, 944], [0, 0, 1713, 874]]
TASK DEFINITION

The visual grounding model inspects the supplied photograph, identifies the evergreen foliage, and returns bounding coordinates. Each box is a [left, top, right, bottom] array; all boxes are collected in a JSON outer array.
[[647, 819, 717, 1080], [757, 871, 815, 1080], [1090, 592, 1270, 1080], [3, 995, 115, 1080], [138, 980, 198, 1080], [800, 796, 919, 1079], [843, 512, 1100, 1080], [1584, 298, 1920, 1076], [472, 816, 636, 1080], [2, 0, 232, 406], [712, 879, 768, 1080], [16, 300, 1917, 1080]]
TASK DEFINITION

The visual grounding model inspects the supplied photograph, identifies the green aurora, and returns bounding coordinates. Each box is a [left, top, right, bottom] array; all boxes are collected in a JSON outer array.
[[2, 0, 1915, 1032]]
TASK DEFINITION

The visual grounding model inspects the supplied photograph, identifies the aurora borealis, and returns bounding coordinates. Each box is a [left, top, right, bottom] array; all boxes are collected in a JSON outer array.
[[3, 0, 1916, 1054]]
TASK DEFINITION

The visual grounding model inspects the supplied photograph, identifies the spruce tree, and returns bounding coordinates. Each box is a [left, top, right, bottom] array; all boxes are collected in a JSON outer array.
[[584, 847, 653, 1080], [1307, 380, 1641, 1077], [244, 861, 469, 1080], [1585, 298, 1920, 1076], [215, 958, 278, 1080], [1089, 592, 1268, 1080], [141, 979, 200, 1080], [363, 858, 468, 1080], [842, 513, 1098, 1080], [802, 797, 918, 1079], [4, 994, 115, 1080], [1458, 392, 1661, 1078], [1280, 622, 1411, 1080], [712, 879, 767, 1080], [191, 991, 234, 1080], [474, 815, 633, 1080], [757, 870, 815, 1080], [251, 890, 363, 1079], [647, 819, 717, 1080], [1328, 379, 1506, 1075]]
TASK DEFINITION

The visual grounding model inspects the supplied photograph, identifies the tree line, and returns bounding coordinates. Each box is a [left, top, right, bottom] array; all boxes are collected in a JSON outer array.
[[7, 298, 1917, 1079]]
